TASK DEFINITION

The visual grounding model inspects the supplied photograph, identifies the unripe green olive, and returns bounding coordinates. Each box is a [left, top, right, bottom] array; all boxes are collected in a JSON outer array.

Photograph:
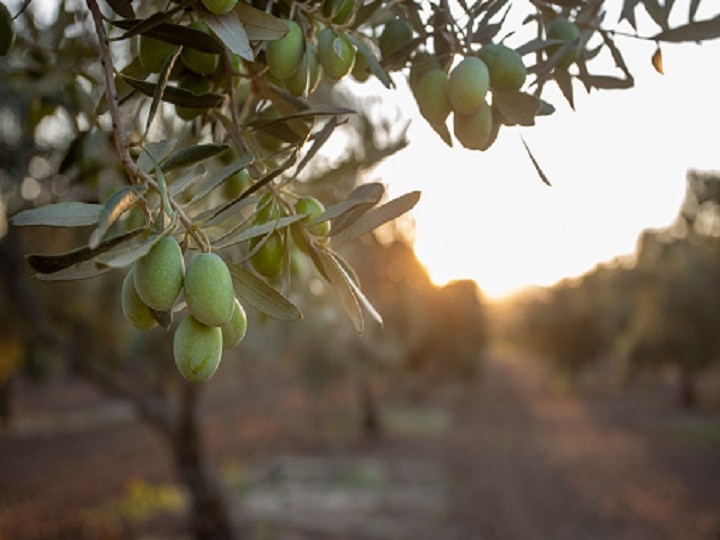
[[250, 232, 284, 279], [173, 314, 223, 383], [184, 253, 235, 327], [453, 100, 494, 151], [138, 35, 178, 73], [266, 20, 305, 81], [254, 106, 283, 153], [224, 168, 251, 199], [181, 21, 219, 75], [121, 269, 158, 331], [221, 297, 247, 349], [448, 56, 490, 115], [133, 237, 184, 312], [284, 45, 320, 97], [295, 196, 330, 236], [351, 49, 371, 82], [409, 51, 442, 91], [546, 18, 580, 69], [317, 27, 355, 81], [255, 192, 282, 223], [379, 19, 413, 69], [201, 0, 238, 15], [414, 69, 451, 126], [478, 43, 527, 90], [175, 73, 213, 120]]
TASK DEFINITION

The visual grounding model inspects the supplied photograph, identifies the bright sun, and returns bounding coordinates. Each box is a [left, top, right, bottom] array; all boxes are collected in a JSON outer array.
[[369, 39, 720, 301]]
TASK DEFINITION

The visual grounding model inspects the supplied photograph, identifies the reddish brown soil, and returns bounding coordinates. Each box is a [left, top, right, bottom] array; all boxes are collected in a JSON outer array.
[[0, 351, 718, 540]]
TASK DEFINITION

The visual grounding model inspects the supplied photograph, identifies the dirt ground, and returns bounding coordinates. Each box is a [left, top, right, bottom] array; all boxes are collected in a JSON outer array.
[[0, 349, 719, 540]]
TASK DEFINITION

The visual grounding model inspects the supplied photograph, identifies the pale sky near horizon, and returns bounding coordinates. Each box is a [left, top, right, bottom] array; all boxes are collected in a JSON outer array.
[[365, 21, 720, 300]]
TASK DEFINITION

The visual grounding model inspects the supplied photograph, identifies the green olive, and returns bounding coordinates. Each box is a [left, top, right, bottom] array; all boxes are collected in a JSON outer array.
[[295, 196, 330, 236], [221, 298, 247, 349], [138, 35, 178, 73], [121, 269, 158, 331], [184, 253, 235, 327], [414, 69, 451, 126], [379, 19, 413, 69], [201, 0, 238, 15], [175, 73, 213, 120], [448, 56, 490, 115], [546, 18, 580, 69], [317, 27, 355, 81], [173, 314, 223, 383], [181, 21, 219, 75], [478, 43, 527, 90], [249, 232, 284, 279], [453, 100, 494, 151], [266, 20, 305, 81], [133, 237, 184, 312]]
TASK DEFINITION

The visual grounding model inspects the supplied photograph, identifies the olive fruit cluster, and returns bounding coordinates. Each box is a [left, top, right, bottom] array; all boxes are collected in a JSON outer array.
[[248, 194, 330, 280], [410, 43, 527, 151], [120, 237, 247, 383], [545, 18, 580, 69]]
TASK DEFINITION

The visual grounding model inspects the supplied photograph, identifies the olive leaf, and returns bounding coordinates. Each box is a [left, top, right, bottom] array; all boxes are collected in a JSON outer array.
[[318, 250, 364, 333], [88, 186, 144, 250], [331, 191, 421, 245], [120, 75, 225, 109], [213, 215, 306, 249], [137, 139, 177, 172], [11, 202, 103, 228], [493, 90, 543, 126], [196, 5, 253, 61], [27, 228, 142, 274], [184, 154, 254, 207], [331, 182, 386, 236], [347, 34, 392, 89], [233, 3, 288, 41], [146, 46, 183, 133], [95, 232, 174, 269], [330, 249, 383, 327], [652, 15, 720, 42], [160, 143, 230, 172], [227, 262, 302, 320], [33, 259, 114, 282], [521, 135, 551, 187]]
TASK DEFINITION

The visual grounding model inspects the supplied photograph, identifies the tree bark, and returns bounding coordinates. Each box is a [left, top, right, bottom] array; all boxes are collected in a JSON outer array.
[[173, 381, 236, 540]]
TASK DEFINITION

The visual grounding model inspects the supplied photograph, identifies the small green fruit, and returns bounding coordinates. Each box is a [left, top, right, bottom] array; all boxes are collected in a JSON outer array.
[[448, 56, 490, 115], [478, 43, 527, 90], [351, 48, 372, 82], [266, 20, 305, 81], [317, 27, 355, 81], [224, 168, 251, 199], [379, 19, 413, 68], [254, 106, 283, 153], [546, 18, 580, 69], [181, 22, 219, 75], [133, 237, 184, 312], [174, 314, 223, 383], [250, 232, 284, 279], [221, 298, 247, 349], [453, 100, 494, 151], [255, 192, 282, 223], [409, 51, 442, 91], [414, 69, 451, 126], [284, 45, 320, 97], [201, 0, 238, 14], [175, 73, 213, 120], [121, 269, 158, 331], [184, 253, 235, 327], [138, 35, 178, 73], [295, 196, 330, 236]]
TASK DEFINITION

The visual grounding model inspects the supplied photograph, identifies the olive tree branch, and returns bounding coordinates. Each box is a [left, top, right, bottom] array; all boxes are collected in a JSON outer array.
[[86, 0, 209, 252]]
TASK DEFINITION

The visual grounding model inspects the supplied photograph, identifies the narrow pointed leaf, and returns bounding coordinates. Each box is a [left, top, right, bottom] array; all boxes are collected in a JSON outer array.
[[137, 139, 176, 172], [214, 215, 305, 249], [295, 116, 342, 176], [196, 6, 253, 61], [521, 135, 551, 187], [331, 191, 421, 245], [227, 263, 302, 320], [493, 90, 541, 126], [331, 182, 386, 235], [106, 0, 134, 18], [347, 34, 392, 89], [233, 3, 288, 41], [11, 202, 102, 227], [34, 260, 114, 282], [652, 15, 720, 42], [185, 154, 253, 206], [160, 143, 230, 172], [318, 251, 363, 333], [27, 228, 142, 274], [146, 46, 183, 133], [95, 233, 171, 269], [120, 75, 225, 108], [89, 186, 143, 249], [331, 250, 383, 327]]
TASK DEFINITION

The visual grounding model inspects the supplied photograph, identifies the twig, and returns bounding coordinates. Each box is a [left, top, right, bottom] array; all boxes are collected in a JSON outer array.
[[85, 0, 209, 251]]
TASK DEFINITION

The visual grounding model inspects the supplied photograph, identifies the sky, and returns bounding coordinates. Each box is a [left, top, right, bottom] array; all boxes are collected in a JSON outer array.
[[365, 18, 720, 300]]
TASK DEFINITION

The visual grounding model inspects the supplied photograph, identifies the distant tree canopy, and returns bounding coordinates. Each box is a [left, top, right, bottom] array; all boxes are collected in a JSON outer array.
[[509, 170, 720, 407]]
